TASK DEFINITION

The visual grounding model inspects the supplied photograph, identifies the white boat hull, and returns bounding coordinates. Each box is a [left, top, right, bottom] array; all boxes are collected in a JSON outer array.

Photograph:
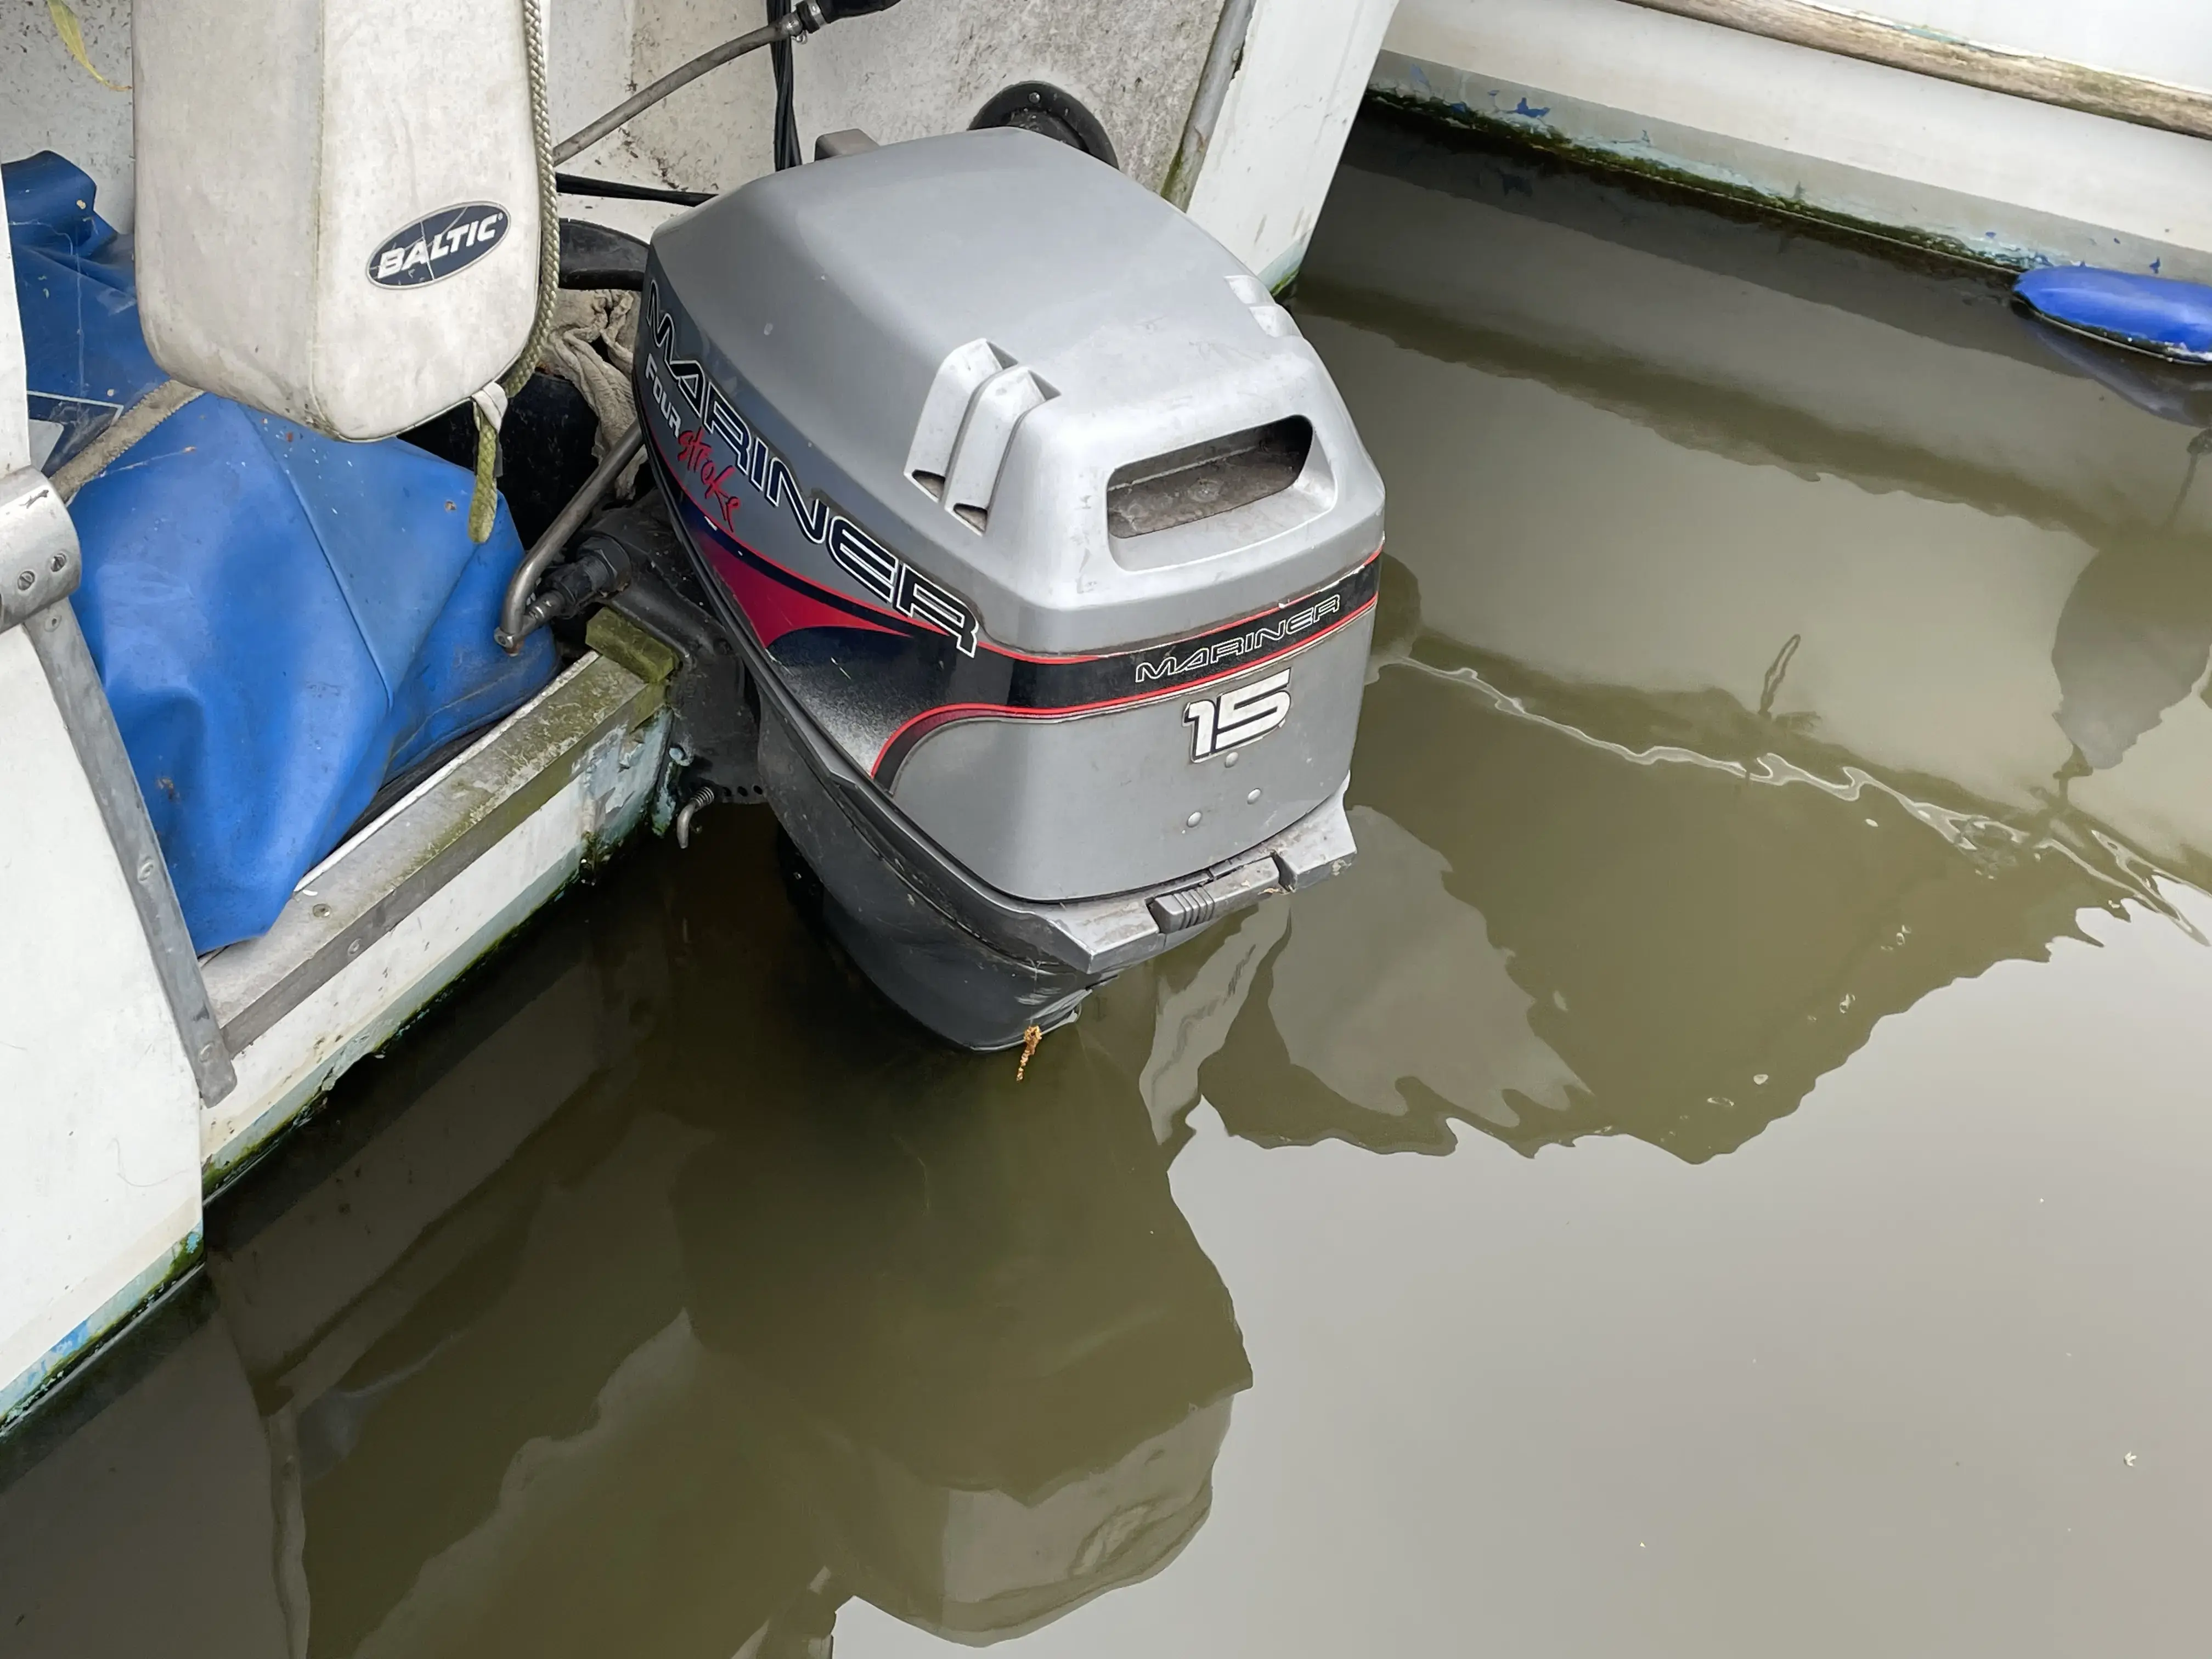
[[1378, 0, 2212, 279]]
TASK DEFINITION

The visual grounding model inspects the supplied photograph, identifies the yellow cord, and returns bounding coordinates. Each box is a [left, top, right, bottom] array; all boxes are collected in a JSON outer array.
[[470, 406, 503, 543], [48, 1, 128, 92]]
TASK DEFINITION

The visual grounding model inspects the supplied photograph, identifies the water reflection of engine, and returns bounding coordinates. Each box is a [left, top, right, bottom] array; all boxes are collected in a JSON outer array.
[[627, 126, 1384, 1050], [673, 1031, 1251, 1645]]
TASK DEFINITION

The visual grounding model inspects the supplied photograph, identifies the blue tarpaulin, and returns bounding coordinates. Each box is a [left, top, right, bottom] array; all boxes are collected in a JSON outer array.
[[6, 151, 556, 951]]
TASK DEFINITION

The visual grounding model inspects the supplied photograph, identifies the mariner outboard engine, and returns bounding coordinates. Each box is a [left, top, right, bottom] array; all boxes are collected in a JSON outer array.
[[635, 127, 1384, 1048]]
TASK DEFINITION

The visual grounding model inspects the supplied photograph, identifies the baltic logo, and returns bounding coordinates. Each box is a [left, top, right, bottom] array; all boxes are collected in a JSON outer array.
[[1184, 670, 1291, 760], [369, 204, 510, 288]]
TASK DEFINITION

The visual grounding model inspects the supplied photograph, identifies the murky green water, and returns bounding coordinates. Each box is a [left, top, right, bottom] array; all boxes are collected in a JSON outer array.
[[12, 111, 2212, 1657]]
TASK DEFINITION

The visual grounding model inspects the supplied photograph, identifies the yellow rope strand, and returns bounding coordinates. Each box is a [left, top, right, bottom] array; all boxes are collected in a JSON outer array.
[[47, 1, 128, 92], [469, 408, 504, 543]]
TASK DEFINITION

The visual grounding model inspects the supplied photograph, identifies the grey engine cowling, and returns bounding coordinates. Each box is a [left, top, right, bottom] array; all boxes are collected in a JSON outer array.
[[637, 127, 1384, 1048]]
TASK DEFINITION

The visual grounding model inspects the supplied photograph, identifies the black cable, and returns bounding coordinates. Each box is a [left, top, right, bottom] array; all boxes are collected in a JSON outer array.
[[555, 172, 713, 206], [552, 16, 790, 165], [767, 0, 804, 171], [550, 1, 901, 171]]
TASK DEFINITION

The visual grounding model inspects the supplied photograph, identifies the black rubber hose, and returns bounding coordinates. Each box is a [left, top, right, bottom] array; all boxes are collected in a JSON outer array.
[[768, 0, 804, 171], [551, 18, 792, 166]]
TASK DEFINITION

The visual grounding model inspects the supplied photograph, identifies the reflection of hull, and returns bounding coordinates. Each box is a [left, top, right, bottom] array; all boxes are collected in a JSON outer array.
[[2, 820, 1249, 1658], [1359, 652, 2103, 1160], [1301, 121, 2212, 885], [0, 1293, 292, 1658], [2018, 308, 2212, 425], [1104, 118, 2212, 1166], [1319, 112, 2212, 548], [1120, 633, 2109, 1164]]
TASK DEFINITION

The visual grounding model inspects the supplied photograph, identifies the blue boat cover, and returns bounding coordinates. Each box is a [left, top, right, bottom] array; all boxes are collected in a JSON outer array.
[[6, 152, 556, 952], [2015, 266, 2212, 363]]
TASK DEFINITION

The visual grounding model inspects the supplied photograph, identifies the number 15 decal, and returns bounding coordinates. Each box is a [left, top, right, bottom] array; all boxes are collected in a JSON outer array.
[[1184, 670, 1291, 760]]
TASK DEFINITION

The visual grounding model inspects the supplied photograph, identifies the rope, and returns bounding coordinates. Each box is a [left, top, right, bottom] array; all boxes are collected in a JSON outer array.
[[52, 381, 201, 503], [469, 0, 562, 543]]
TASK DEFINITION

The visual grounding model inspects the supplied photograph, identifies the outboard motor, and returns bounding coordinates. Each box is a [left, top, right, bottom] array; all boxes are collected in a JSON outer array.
[[637, 127, 1384, 1048]]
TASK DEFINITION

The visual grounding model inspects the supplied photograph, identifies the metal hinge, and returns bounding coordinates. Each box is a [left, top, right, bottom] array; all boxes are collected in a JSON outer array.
[[0, 467, 81, 635]]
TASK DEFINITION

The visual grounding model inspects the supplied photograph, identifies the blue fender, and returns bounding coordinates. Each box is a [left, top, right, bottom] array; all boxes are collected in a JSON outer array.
[[2015, 265, 2212, 363]]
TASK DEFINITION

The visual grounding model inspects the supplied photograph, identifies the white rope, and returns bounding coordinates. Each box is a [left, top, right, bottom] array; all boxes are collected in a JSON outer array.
[[469, 0, 562, 543]]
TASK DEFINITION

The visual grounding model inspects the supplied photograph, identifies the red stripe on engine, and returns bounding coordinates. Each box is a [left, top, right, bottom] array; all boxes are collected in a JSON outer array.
[[702, 541, 901, 647], [869, 595, 1376, 781]]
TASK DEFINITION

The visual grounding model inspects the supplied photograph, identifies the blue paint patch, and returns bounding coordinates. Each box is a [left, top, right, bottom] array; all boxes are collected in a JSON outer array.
[[1510, 97, 1552, 120], [2, 1226, 205, 1428]]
